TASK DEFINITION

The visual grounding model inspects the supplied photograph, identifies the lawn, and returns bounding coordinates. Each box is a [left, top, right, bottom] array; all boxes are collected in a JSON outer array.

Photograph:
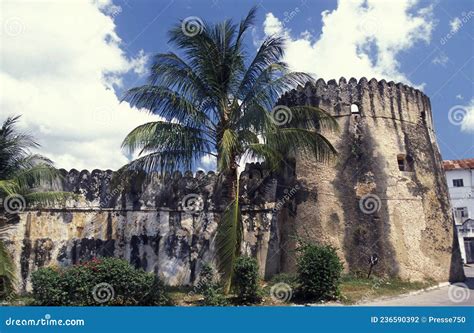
[[338, 275, 436, 305]]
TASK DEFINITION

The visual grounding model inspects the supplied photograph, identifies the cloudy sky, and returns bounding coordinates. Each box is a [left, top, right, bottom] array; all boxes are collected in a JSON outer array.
[[1, 0, 473, 171]]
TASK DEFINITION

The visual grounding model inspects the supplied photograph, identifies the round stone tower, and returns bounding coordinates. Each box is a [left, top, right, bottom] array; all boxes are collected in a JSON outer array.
[[278, 77, 465, 282]]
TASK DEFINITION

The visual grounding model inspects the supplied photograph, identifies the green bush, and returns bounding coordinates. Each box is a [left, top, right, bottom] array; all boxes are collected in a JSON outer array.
[[30, 267, 69, 305], [233, 256, 261, 304], [196, 263, 228, 306], [31, 258, 171, 306], [296, 243, 343, 302]]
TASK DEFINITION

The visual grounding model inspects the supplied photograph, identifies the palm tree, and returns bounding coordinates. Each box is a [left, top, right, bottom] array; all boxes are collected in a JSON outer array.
[[0, 115, 70, 297], [121, 7, 338, 291]]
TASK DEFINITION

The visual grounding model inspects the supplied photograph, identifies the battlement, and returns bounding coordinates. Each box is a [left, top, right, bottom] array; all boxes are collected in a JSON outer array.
[[58, 168, 217, 182], [278, 77, 433, 129], [52, 163, 280, 211]]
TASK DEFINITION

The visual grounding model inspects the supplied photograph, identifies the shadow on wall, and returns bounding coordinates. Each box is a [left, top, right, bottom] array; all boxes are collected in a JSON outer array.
[[336, 116, 399, 278]]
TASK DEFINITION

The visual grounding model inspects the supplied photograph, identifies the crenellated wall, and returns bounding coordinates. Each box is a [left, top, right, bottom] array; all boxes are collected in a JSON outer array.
[[1, 77, 465, 292], [3, 163, 293, 291], [277, 77, 464, 282]]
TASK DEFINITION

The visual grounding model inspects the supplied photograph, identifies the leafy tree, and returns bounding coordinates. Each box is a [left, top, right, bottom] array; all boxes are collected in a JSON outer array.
[[0, 115, 70, 297], [121, 7, 338, 291]]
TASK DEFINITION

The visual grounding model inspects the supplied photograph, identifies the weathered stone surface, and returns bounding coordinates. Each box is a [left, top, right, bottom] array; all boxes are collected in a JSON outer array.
[[5, 165, 283, 291], [2, 78, 464, 292], [278, 77, 465, 282]]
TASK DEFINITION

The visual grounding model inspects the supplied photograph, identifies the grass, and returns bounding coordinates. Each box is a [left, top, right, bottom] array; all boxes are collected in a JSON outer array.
[[260, 273, 436, 305], [0, 294, 34, 306], [339, 275, 436, 305]]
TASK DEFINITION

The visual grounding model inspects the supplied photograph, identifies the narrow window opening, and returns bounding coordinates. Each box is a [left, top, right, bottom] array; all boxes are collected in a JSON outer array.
[[351, 104, 360, 114], [397, 155, 405, 171], [397, 154, 414, 172]]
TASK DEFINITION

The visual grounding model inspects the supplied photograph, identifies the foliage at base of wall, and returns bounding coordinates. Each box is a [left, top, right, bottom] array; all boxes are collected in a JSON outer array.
[[296, 242, 344, 302], [0, 240, 16, 299], [195, 263, 228, 306], [233, 256, 263, 304], [31, 258, 171, 306]]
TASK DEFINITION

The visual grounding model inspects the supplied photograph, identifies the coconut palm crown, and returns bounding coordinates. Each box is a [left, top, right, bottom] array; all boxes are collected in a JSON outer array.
[[121, 7, 338, 290], [0, 115, 70, 296]]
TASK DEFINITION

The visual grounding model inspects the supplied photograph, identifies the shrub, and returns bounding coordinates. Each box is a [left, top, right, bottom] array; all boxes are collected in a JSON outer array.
[[196, 263, 228, 306], [233, 256, 261, 304], [296, 243, 343, 302], [30, 267, 69, 305], [31, 258, 170, 306], [195, 263, 216, 294]]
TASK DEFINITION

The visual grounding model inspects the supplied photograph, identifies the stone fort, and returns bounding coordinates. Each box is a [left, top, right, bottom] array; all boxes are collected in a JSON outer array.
[[2, 77, 465, 291]]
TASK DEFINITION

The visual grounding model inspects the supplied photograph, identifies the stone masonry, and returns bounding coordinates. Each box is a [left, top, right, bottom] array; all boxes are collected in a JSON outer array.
[[1, 77, 465, 291]]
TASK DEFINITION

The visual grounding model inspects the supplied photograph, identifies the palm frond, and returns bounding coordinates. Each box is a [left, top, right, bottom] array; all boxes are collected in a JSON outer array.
[[218, 128, 238, 172], [10, 164, 60, 191], [0, 180, 19, 196], [268, 128, 338, 163], [245, 144, 284, 170], [216, 192, 242, 293], [0, 115, 42, 179], [149, 52, 210, 98], [289, 106, 340, 131], [0, 240, 16, 298], [234, 5, 257, 47], [122, 121, 215, 156], [24, 191, 75, 207], [125, 150, 206, 174], [122, 86, 211, 127], [237, 35, 286, 99]]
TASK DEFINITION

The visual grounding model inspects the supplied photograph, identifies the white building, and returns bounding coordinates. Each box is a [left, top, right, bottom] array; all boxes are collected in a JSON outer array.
[[443, 159, 474, 264]]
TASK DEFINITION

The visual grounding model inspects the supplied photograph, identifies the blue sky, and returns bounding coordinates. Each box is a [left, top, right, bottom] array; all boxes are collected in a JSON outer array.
[[1, 0, 473, 170]]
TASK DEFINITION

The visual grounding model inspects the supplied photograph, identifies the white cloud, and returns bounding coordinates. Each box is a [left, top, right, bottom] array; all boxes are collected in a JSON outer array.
[[200, 154, 216, 171], [456, 94, 464, 100], [432, 52, 449, 67], [263, 12, 285, 36], [261, 0, 434, 85], [129, 49, 150, 76], [460, 99, 474, 133], [0, 0, 156, 170], [450, 17, 462, 33]]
